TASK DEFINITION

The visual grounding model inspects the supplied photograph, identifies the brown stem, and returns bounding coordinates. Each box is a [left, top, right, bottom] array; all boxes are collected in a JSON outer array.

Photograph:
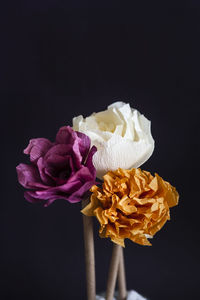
[[118, 247, 127, 300], [106, 244, 121, 300], [82, 198, 96, 300]]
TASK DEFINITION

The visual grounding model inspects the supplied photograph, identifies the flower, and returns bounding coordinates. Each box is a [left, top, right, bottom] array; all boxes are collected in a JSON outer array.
[[73, 102, 154, 179], [16, 126, 97, 206], [82, 168, 179, 247]]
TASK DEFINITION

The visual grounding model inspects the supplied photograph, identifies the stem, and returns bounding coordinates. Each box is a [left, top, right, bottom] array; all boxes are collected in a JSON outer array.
[[118, 247, 127, 300], [106, 244, 121, 300], [82, 198, 96, 300]]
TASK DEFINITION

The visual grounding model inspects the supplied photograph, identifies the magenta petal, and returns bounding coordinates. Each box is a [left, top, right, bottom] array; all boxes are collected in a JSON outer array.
[[45, 153, 70, 169], [37, 157, 54, 185], [17, 126, 97, 206], [67, 180, 94, 203], [16, 163, 47, 189], [24, 191, 44, 204], [26, 179, 94, 204], [67, 166, 94, 184], [56, 126, 77, 145], [45, 143, 81, 167], [71, 139, 82, 167], [25, 190, 59, 202], [27, 178, 82, 200], [76, 131, 91, 162], [45, 144, 72, 159], [24, 138, 53, 163], [85, 146, 97, 177], [24, 191, 58, 206], [55, 127, 83, 166], [45, 143, 82, 170], [44, 199, 57, 207], [24, 167, 95, 201]]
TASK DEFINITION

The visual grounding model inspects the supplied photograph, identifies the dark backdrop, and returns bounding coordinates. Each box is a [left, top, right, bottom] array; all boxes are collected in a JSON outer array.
[[1, 1, 200, 300]]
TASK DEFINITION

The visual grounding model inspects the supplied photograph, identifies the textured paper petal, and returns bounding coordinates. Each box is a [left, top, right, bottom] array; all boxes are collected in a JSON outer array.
[[85, 145, 97, 177], [16, 163, 48, 189], [55, 126, 77, 145], [17, 126, 96, 205], [82, 168, 179, 246], [76, 131, 91, 162], [92, 135, 154, 179], [73, 101, 155, 179], [24, 138, 53, 163]]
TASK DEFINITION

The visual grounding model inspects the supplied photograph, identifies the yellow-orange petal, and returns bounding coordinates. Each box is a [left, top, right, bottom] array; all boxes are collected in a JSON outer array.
[[81, 168, 179, 247]]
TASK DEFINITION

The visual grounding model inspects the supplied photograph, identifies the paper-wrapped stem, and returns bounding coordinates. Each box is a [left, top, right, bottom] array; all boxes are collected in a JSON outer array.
[[118, 247, 127, 300], [106, 244, 121, 300], [82, 198, 96, 300]]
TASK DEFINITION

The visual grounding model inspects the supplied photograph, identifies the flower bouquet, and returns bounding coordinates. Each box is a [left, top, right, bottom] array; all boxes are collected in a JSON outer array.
[[16, 102, 179, 300]]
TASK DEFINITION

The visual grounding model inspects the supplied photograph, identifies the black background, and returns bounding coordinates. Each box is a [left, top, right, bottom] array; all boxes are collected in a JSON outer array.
[[1, 1, 200, 300]]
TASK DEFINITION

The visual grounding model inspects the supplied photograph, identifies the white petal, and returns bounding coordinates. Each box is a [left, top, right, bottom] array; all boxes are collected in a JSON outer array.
[[72, 115, 83, 131], [72, 101, 155, 179], [108, 101, 127, 110], [115, 103, 135, 139], [93, 134, 154, 179]]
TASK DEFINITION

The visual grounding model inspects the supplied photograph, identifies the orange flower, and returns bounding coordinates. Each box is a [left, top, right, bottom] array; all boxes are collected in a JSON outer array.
[[82, 168, 179, 247]]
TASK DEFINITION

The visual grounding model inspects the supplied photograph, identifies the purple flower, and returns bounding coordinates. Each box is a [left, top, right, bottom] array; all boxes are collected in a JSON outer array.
[[16, 126, 97, 206]]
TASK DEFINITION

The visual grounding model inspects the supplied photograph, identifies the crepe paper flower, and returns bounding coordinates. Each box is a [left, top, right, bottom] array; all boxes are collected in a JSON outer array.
[[73, 102, 154, 179], [16, 126, 97, 206], [82, 168, 179, 247]]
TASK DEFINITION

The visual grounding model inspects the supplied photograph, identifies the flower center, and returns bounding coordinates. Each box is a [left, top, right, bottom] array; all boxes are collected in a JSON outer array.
[[98, 121, 116, 132], [58, 166, 71, 180]]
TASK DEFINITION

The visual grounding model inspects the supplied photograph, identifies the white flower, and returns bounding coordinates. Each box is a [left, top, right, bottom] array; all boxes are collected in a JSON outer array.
[[73, 102, 154, 179]]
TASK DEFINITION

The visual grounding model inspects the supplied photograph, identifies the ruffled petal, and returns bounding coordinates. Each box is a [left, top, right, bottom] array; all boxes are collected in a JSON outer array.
[[82, 168, 179, 246], [24, 138, 53, 163], [55, 126, 77, 145], [16, 163, 48, 189], [17, 126, 96, 206], [85, 145, 97, 177], [76, 131, 91, 162], [37, 157, 54, 185]]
